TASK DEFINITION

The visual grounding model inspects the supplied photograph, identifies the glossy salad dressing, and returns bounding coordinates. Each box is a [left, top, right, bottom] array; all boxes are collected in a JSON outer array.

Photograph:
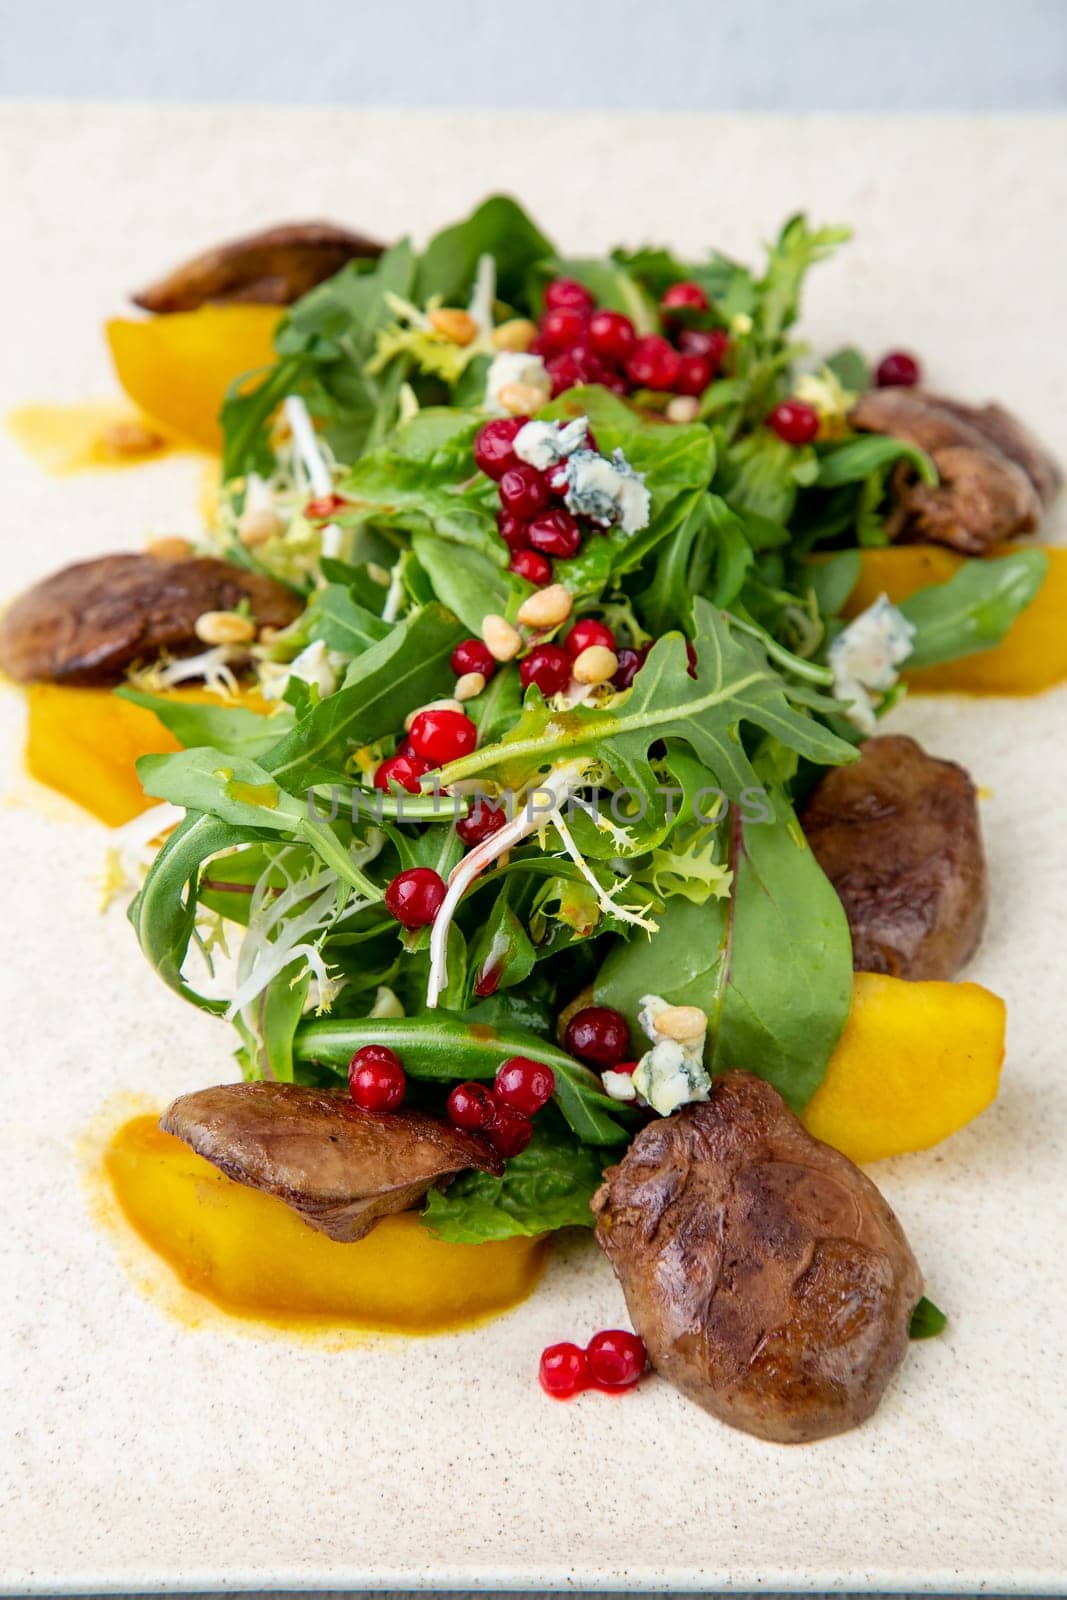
[[6, 402, 185, 473], [102, 1114, 547, 1334]]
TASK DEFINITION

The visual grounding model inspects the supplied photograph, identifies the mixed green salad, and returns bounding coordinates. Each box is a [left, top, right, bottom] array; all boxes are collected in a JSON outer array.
[[124, 196, 1044, 1244]]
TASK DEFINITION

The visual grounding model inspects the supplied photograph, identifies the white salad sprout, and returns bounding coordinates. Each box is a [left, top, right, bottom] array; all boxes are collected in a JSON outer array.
[[283, 395, 343, 559]]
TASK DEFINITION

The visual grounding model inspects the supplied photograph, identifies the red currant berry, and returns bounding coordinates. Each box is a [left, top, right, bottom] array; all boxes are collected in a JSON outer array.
[[510, 548, 553, 585], [661, 280, 709, 313], [674, 353, 713, 397], [305, 492, 350, 518], [348, 1045, 406, 1112], [494, 1056, 555, 1116], [451, 638, 496, 680], [586, 1328, 647, 1390], [489, 1103, 533, 1158], [566, 618, 615, 657], [384, 867, 445, 928], [612, 644, 650, 689], [497, 510, 530, 553], [876, 350, 921, 388], [456, 800, 508, 847], [602, 371, 630, 395], [564, 1005, 630, 1067], [374, 752, 430, 794], [679, 327, 729, 372], [519, 644, 572, 697], [446, 1080, 496, 1132], [527, 509, 581, 559], [543, 278, 595, 314], [767, 400, 820, 445], [474, 417, 526, 480], [545, 352, 583, 398], [499, 464, 550, 519], [588, 309, 637, 364], [539, 1341, 590, 1399], [626, 335, 682, 392], [539, 306, 589, 352], [407, 708, 477, 766]]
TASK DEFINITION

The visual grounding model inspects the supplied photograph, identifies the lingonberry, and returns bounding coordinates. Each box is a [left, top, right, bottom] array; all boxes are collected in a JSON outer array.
[[540, 305, 589, 352], [510, 549, 553, 585], [674, 353, 713, 397], [586, 1328, 647, 1390], [519, 644, 572, 697], [348, 1045, 406, 1111], [451, 638, 496, 680], [539, 1342, 590, 1399], [526, 508, 582, 558], [494, 1056, 555, 1116], [474, 417, 526, 480], [626, 335, 682, 392], [489, 1103, 534, 1158], [446, 1080, 496, 1132], [499, 464, 550, 518], [876, 349, 921, 388], [566, 618, 615, 657], [456, 800, 508, 847], [497, 509, 531, 552], [374, 752, 430, 794], [661, 280, 709, 314], [564, 1005, 630, 1067], [679, 327, 729, 371], [767, 399, 820, 445], [543, 278, 595, 314], [588, 309, 637, 364], [407, 708, 477, 766], [384, 867, 445, 928], [612, 644, 650, 689]]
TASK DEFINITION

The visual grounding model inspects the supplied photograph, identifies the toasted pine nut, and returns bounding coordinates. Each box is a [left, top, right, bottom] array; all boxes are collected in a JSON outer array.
[[238, 506, 283, 547], [194, 610, 256, 646], [482, 614, 522, 661], [572, 644, 619, 685], [653, 1004, 708, 1043], [101, 418, 165, 458], [429, 307, 479, 346], [666, 396, 700, 424], [491, 318, 538, 353], [146, 536, 193, 561], [497, 380, 549, 416], [454, 671, 486, 701], [516, 583, 573, 629], [404, 697, 464, 732]]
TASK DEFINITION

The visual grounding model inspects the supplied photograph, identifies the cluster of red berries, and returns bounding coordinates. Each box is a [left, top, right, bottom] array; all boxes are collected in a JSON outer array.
[[539, 1329, 648, 1399], [446, 1056, 555, 1158], [374, 701, 480, 799], [531, 276, 730, 402], [474, 412, 603, 588]]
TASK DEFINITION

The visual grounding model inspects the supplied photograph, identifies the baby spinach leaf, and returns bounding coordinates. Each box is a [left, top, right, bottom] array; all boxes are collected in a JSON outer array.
[[825, 345, 871, 392], [899, 547, 1048, 668], [411, 530, 512, 632], [416, 195, 554, 305]]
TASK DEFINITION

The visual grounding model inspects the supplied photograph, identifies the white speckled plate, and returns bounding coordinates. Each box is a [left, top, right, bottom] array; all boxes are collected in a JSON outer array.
[[1, 106, 1065, 1595]]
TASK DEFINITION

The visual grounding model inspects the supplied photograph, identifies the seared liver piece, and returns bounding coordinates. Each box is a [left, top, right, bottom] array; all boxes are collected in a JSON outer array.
[[132, 221, 384, 312], [592, 1072, 922, 1443], [850, 387, 1053, 554], [161, 1082, 502, 1243], [800, 734, 986, 980], [0, 552, 301, 684]]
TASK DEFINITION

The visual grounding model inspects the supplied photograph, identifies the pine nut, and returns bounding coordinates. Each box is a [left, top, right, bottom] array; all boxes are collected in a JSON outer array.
[[666, 395, 700, 424], [429, 307, 479, 346], [194, 610, 256, 646], [404, 697, 464, 732], [491, 318, 538, 353], [454, 671, 486, 701], [572, 644, 619, 685], [653, 1004, 708, 1043], [482, 614, 522, 661], [497, 380, 549, 416], [516, 584, 573, 629], [101, 418, 164, 458], [238, 506, 283, 547], [146, 536, 193, 561]]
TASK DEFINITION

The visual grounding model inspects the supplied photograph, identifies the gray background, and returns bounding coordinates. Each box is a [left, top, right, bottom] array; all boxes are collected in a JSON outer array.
[[0, 0, 1064, 109]]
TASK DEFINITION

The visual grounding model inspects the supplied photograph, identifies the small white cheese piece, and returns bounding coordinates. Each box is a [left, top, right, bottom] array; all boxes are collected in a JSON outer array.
[[601, 1069, 638, 1103], [828, 593, 916, 734], [513, 416, 588, 470], [485, 351, 549, 412], [561, 449, 651, 535], [631, 991, 712, 1117]]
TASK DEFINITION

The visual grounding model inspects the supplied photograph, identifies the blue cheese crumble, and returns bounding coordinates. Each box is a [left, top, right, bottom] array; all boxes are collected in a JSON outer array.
[[829, 594, 916, 734], [484, 351, 549, 412], [628, 993, 712, 1117], [561, 449, 651, 535], [513, 416, 588, 470]]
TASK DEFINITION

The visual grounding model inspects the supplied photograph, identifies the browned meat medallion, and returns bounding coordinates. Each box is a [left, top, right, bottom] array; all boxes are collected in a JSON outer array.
[[161, 1082, 503, 1243], [592, 1072, 923, 1443], [0, 552, 302, 685], [850, 387, 1059, 554], [132, 221, 384, 312], [800, 734, 986, 980]]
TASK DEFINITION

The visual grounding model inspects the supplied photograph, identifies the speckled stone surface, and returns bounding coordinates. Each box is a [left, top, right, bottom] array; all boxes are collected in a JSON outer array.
[[0, 106, 1065, 1595]]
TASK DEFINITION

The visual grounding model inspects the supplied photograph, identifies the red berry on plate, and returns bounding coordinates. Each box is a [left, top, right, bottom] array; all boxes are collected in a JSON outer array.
[[679, 327, 729, 372], [612, 644, 650, 689], [588, 309, 637, 364], [348, 1045, 406, 1111], [474, 417, 526, 480], [489, 1103, 534, 1158], [527, 508, 582, 559], [544, 277, 595, 314], [566, 617, 615, 657], [456, 800, 508, 847], [519, 644, 572, 697], [540, 305, 589, 352], [374, 752, 430, 794], [510, 548, 553, 585], [876, 350, 921, 388], [305, 492, 350, 518], [447, 1080, 496, 1132], [499, 464, 550, 519], [674, 353, 713, 397], [451, 638, 496, 680], [407, 708, 478, 766], [564, 1005, 630, 1067], [539, 1341, 590, 1400], [767, 399, 820, 445], [586, 1328, 647, 1390], [384, 867, 446, 928], [497, 509, 531, 553], [661, 280, 709, 313], [626, 335, 682, 392], [495, 1056, 555, 1116]]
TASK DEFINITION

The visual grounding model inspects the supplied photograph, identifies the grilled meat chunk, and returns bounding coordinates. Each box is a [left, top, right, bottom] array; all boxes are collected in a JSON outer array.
[[592, 1071, 922, 1443], [800, 734, 986, 981], [132, 221, 384, 312], [0, 552, 301, 684], [160, 1082, 502, 1243]]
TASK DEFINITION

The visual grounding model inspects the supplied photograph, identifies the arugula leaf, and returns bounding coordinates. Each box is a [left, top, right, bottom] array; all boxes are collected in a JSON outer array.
[[756, 215, 851, 342], [899, 548, 1048, 668], [814, 434, 937, 489], [422, 1116, 606, 1243], [909, 1296, 948, 1339], [304, 584, 390, 654], [114, 687, 291, 759], [411, 530, 512, 632], [466, 883, 535, 1000]]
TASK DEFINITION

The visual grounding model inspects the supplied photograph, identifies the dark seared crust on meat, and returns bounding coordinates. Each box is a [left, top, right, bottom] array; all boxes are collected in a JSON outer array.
[[0, 553, 302, 684], [800, 734, 986, 981], [850, 388, 1050, 554], [132, 222, 384, 312], [160, 1083, 502, 1243], [592, 1072, 922, 1443]]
